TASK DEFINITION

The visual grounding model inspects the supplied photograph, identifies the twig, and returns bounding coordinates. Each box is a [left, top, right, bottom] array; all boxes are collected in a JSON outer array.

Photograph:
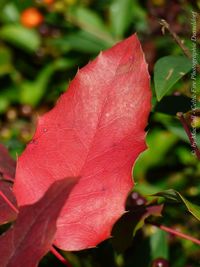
[[152, 223, 200, 246], [50, 246, 73, 267], [0, 190, 18, 214], [177, 112, 200, 160], [159, 19, 200, 74]]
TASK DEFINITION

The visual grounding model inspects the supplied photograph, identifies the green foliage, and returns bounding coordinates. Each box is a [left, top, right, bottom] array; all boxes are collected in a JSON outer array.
[[109, 0, 133, 38], [0, 46, 13, 76], [154, 56, 192, 101], [0, 24, 41, 52], [154, 189, 200, 222]]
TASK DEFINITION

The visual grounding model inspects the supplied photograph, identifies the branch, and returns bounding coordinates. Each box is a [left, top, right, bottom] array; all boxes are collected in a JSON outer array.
[[177, 112, 200, 160], [152, 223, 200, 246], [50, 246, 73, 267], [159, 19, 200, 74]]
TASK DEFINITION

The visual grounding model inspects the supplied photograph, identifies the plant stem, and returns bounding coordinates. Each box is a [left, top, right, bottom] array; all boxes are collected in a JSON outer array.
[[159, 19, 200, 74], [0, 190, 18, 213], [50, 246, 73, 267], [153, 223, 200, 246], [177, 112, 200, 160]]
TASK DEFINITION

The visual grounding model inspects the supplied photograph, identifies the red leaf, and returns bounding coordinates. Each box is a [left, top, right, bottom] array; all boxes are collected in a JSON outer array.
[[0, 144, 16, 181], [14, 34, 151, 251], [0, 144, 17, 225], [0, 178, 77, 267], [0, 181, 18, 224]]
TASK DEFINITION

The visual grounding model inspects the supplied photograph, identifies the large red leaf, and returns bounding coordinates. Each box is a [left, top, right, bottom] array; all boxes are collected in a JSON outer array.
[[0, 178, 77, 267], [14, 34, 151, 251]]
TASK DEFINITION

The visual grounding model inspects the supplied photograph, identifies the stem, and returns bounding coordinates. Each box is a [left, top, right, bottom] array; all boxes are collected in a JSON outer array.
[[177, 112, 200, 160], [0, 190, 18, 214], [153, 223, 200, 246], [159, 19, 200, 74], [50, 246, 72, 267]]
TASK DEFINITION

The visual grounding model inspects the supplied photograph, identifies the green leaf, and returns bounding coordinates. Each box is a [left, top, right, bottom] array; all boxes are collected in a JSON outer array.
[[60, 31, 111, 53], [109, 0, 133, 38], [156, 113, 200, 147], [0, 86, 18, 113], [150, 228, 169, 260], [154, 56, 192, 101], [154, 189, 200, 221], [134, 129, 178, 178], [1, 3, 19, 23], [19, 58, 75, 106], [0, 46, 12, 76], [178, 193, 200, 221], [0, 98, 9, 114], [0, 24, 41, 52], [0, 0, 7, 10], [67, 6, 114, 45]]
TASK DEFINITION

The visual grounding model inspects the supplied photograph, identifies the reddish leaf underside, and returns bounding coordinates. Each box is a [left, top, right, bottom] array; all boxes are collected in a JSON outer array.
[[0, 144, 16, 181], [0, 144, 17, 225], [14, 34, 151, 251], [0, 181, 18, 224], [0, 178, 77, 267]]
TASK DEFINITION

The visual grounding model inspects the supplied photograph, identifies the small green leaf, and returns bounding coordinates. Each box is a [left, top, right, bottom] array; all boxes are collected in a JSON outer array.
[[0, 24, 41, 52], [154, 189, 180, 203], [178, 193, 200, 221], [154, 56, 192, 101], [154, 189, 200, 221]]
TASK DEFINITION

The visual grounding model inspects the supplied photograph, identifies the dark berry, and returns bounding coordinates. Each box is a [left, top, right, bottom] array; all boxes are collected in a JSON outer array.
[[151, 258, 169, 267], [126, 191, 147, 210]]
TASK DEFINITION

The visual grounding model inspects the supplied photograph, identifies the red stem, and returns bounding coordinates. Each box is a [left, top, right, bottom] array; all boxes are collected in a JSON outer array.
[[50, 246, 73, 267], [177, 112, 200, 160], [0, 190, 18, 214], [154, 223, 200, 246]]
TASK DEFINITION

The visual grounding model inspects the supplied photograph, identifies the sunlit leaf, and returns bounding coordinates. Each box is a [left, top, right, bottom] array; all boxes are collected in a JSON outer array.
[[154, 56, 192, 101]]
